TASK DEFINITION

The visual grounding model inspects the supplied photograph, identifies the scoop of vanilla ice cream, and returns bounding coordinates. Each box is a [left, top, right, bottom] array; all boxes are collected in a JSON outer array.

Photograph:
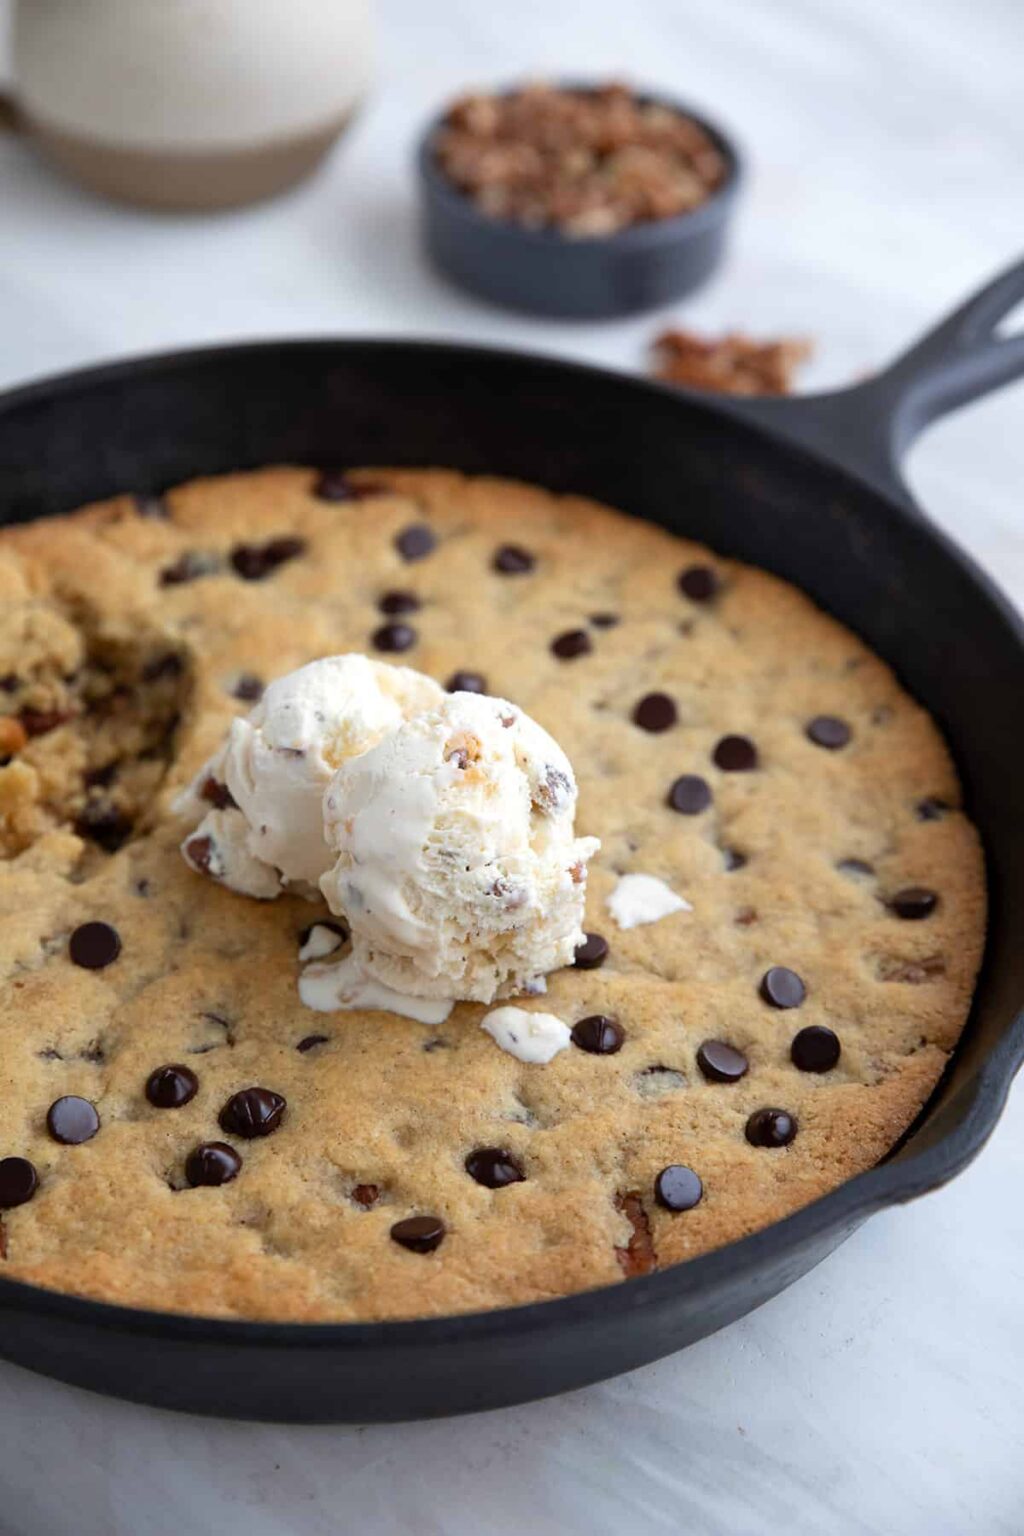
[[319, 691, 600, 1001], [177, 655, 444, 895], [180, 808, 282, 900]]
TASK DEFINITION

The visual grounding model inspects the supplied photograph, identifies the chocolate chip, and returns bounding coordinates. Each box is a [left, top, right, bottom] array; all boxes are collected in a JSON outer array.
[[590, 612, 619, 628], [184, 834, 215, 874], [231, 672, 264, 702], [654, 1164, 703, 1211], [372, 621, 416, 653], [219, 1087, 286, 1139], [142, 651, 184, 682], [185, 1141, 241, 1187], [46, 1095, 100, 1145], [352, 1183, 380, 1208], [0, 1157, 37, 1208], [465, 1148, 526, 1188], [134, 493, 170, 520], [200, 776, 236, 811], [493, 544, 535, 574], [145, 1064, 199, 1108], [296, 1034, 329, 1053], [573, 931, 608, 969], [267, 535, 306, 563], [571, 1015, 624, 1054], [838, 858, 874, 879], [395, 524, 436, 562], [890, 887, 939, 920], [667, 774, 712, 814], [230, 536, 306, 580], [0, 673, 18, 693], [551, 629, 592, 660], [74, 804, 133, 852], [379, 589, 420, 615], [807, 715, 851, 750], [696, 1040, 748, 1083], [791, 1025, 841, 1073], [713, 734, 758, 771], [722, 848, 747, 871], [390, 1214, 445, 1252], [917, 797, 949, 822], [69, 921, 121, 970], [446, 670, 487, 694], [313, 469, 357, 502], [760, 966, 806, 1009], [19, 707, 74, 738], [745, 1108, 798, 1148], [159, 551, 219, 586], [632, 693, 677, 733], [678, 565, 719, 602]]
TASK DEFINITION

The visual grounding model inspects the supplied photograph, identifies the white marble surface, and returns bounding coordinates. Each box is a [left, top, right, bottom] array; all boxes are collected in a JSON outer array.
[[0, 1, 1022, 1532]]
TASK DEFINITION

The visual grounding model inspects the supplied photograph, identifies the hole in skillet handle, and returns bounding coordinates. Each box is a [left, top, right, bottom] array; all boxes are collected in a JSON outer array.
[[415, 81, 744, 320]]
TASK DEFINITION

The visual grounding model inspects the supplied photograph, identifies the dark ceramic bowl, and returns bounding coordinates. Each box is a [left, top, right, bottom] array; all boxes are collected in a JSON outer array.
[[416, 84, 743, 319]]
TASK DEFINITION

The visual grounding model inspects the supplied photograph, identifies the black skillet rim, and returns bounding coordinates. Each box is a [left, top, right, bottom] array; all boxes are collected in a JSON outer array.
[[415, 79, 744, 251], [0, 337, 1021, 1351]]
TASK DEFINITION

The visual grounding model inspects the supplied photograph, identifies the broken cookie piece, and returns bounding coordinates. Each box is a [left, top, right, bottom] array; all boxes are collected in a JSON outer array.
[[0, 592, 190, 858]]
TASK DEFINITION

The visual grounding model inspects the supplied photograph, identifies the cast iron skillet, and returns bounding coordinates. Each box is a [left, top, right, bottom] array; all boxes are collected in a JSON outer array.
[[0, 263, 1023, 1422]]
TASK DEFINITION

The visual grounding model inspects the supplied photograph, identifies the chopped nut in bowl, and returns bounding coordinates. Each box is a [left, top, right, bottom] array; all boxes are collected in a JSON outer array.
[[417, 80, 742, 319]]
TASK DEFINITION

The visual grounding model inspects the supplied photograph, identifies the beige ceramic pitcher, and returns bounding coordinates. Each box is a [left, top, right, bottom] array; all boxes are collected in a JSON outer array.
[[3, 0, 373, 209]]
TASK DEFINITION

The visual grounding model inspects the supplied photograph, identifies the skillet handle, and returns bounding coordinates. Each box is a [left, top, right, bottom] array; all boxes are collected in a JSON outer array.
[[726, 257, 1024, 511]]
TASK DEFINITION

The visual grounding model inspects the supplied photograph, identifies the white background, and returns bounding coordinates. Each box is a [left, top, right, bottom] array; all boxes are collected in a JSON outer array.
[[1, 2, 1022, 1532]]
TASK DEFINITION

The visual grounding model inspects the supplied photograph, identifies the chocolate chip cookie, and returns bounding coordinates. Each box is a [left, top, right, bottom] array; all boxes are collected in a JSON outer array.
[[0, 468, 985, 1320]]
